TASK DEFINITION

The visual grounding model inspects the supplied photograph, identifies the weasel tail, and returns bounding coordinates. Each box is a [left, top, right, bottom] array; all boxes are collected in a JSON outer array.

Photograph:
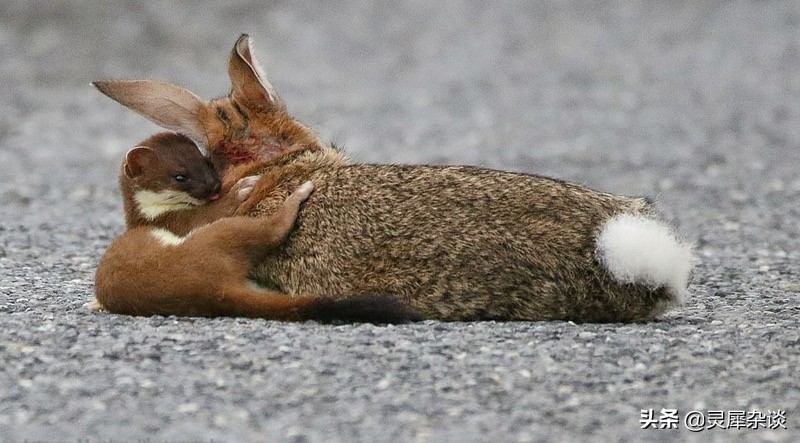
[[595, 213, 695, 304]]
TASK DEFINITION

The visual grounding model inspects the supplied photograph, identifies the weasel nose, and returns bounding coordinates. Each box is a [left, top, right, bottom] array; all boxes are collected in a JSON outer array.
[[207, 182, 222, 201]]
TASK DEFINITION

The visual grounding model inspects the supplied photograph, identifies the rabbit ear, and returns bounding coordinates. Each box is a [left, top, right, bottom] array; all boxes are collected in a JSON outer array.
[[228, 34, 282, 110], [123, 146, 156, 179], [92, 80, 208, 146]]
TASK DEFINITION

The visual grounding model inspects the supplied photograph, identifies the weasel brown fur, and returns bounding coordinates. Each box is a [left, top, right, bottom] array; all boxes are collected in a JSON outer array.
[[94, 132, 418, 323]]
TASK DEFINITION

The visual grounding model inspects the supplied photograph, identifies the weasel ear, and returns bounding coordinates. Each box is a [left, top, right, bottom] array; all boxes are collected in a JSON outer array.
[[228, 34, 282, 111], [92, 80, 208, 146], [123, 146, 156, 179]]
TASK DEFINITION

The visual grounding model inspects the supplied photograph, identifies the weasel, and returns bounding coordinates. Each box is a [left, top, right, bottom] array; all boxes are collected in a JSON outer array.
[[94, 131, 314, 318], [93, 132, 417, 322], [93, 133, 418, 323]]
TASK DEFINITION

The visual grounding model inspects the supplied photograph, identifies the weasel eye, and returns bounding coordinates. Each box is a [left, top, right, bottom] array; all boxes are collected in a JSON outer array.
[[174, 174, 187, 183]]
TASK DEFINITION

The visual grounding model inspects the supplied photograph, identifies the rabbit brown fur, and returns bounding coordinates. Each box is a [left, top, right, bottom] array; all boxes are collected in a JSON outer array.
[[93, 34, 694, 322]]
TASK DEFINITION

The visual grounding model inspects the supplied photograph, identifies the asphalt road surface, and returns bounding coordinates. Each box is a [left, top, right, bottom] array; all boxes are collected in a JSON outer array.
[[1, 1, 798, 442]]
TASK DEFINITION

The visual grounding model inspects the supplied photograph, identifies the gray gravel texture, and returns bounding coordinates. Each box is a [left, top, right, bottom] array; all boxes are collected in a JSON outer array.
[[1, 1, 798, 442]]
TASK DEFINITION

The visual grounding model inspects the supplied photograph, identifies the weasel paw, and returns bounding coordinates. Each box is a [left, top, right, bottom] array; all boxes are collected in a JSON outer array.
[[87, 299, 106, 312], [234, 175, 260, 202], [294, 181, 315, 200]]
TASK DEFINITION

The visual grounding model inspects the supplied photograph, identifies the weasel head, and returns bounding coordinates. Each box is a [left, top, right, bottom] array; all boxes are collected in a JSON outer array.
[[122, 132, 222, 220]]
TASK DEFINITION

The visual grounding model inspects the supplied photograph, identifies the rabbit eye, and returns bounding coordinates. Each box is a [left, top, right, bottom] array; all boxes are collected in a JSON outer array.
[[174, 174, 187, 183]]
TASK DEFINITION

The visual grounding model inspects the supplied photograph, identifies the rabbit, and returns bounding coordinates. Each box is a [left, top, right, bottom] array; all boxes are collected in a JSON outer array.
[[92, 34, 695, 322]]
